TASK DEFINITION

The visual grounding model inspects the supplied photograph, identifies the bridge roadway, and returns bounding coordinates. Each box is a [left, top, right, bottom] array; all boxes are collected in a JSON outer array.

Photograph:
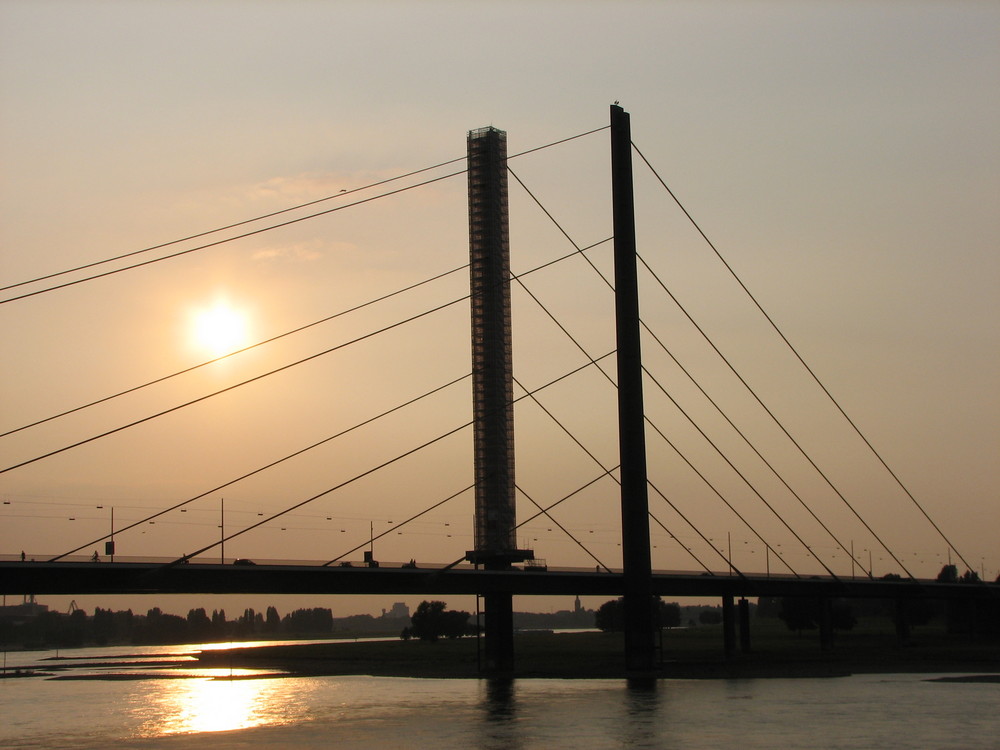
[[1, 559, 995, 602]]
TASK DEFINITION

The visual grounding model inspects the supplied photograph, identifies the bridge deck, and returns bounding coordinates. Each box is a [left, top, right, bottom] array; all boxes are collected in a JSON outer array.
[[1, 561, 995, 601]]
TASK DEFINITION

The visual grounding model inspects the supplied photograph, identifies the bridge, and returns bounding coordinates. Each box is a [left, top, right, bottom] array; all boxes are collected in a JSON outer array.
[[1, 105, 995, 674], [3, 558, 991, 602]]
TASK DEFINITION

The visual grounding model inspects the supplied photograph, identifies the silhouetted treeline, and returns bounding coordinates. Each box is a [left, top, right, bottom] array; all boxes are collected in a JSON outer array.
[[594, 597, 682, 632], [328, 612, 414, 635], [935, 565, 1000, 636], [511, 608, 594, 630], [400, 600, 475, 641], [0, 604, 343, 649], [756, 565, 1000, 638]]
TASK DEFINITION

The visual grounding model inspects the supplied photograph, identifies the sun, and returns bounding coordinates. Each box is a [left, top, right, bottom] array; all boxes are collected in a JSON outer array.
[[192, 302, 250, 357]]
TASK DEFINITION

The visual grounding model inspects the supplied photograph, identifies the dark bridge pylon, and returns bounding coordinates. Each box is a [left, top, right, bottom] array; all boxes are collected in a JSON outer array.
[[465, 125, 533, 675], [610, 104, 656, 674]]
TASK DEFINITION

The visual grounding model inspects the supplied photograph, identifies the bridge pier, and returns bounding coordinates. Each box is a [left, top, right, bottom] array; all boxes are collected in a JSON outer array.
[[893, 598, 912, 645], [481, 590, 515, 673], [819, 597, 834, 651], [722, 595, 736, 658], [738, 597, 752, 653]]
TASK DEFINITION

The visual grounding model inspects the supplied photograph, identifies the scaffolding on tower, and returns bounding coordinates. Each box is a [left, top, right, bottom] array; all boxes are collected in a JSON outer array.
[[465, 125, 531, 569]]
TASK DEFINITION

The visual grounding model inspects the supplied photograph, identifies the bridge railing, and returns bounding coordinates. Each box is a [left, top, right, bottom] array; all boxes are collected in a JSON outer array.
[[0, 553, 866, 581]]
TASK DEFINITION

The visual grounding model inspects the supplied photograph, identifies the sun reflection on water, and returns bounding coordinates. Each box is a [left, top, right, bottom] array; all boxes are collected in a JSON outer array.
[[143, 674, 295, 736]]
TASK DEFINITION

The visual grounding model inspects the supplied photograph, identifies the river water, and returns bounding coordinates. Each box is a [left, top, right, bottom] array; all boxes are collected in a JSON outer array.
[[1, 642, 997, 749]]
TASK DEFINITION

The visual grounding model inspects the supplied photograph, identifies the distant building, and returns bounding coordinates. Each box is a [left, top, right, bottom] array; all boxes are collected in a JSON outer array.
[[0, 596, 49, 625], [381, 602, 410, 620]]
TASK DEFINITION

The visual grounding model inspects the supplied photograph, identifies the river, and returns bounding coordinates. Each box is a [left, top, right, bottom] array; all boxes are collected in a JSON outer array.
[[1, 642, 997, 749]]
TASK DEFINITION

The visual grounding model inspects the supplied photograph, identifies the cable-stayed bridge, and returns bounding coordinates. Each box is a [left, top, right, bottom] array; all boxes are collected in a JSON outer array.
[[7, 557, 991, 602], [1, 105, 995, 672]]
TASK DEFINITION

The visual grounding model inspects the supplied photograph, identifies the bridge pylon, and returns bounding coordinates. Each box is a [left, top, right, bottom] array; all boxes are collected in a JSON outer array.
[[611, 104, 656, 674], [465, 125, 533, 675]]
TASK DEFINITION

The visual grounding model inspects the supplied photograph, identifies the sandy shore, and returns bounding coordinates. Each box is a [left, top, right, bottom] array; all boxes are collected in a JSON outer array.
[[191, 631, 1000, 680], [13, 630, 999, 681]]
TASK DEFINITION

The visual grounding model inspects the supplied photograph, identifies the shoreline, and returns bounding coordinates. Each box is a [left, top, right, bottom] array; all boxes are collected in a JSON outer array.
[[9, 630, 999, 681], [191, 631, 1000, 680]]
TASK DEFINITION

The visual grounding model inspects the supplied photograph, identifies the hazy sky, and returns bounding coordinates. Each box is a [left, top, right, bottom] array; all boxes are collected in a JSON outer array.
[[1, 1, 997, 617]]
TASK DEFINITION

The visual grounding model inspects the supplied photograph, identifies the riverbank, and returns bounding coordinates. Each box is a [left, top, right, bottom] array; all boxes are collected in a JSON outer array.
[[195, 629, 1000, 680]]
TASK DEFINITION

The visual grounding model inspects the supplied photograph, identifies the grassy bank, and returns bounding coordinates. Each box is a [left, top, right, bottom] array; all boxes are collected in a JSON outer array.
[[196, 624, 1000, 680]]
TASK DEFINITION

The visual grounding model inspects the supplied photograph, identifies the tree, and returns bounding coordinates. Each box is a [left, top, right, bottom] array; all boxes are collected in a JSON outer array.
[[92, 607, 114, 645], [410, 600, 447, 641], [138, 608, 187, 644], [234, 608, 258, 637], [898, 598, 937, 628], [943, 569, 987, 634], [937, 564, 959, 583], [698, 609, 723, 626], [831, 601, 857, 631], [595, 597, 681, 632], [409, 600, 471, 641], [65, 608, 88, 647], [755, 597, 781, 619], [440, 609, 473, 639], [186, 608, 212, 639], [778, 598, 819, 633], [264, 606, 281, 634], [283, 607, 333, 634], [657, 600, 681, 629], [595, 599, 624, 632], [778, 598, 856, 633]]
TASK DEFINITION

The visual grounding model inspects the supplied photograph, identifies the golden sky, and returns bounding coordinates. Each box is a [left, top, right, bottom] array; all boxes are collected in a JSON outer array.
[[1, 1, 997, 616]]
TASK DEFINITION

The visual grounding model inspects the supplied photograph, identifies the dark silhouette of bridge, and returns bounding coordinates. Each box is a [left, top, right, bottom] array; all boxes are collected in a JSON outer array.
[[1, 105, 995, 675], [1, 557, 993, 665]]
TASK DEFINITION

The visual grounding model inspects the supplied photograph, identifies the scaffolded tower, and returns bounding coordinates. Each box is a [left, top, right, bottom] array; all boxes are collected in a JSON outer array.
[[466, 126, 530, 567], [465, 126, 531, 674]]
